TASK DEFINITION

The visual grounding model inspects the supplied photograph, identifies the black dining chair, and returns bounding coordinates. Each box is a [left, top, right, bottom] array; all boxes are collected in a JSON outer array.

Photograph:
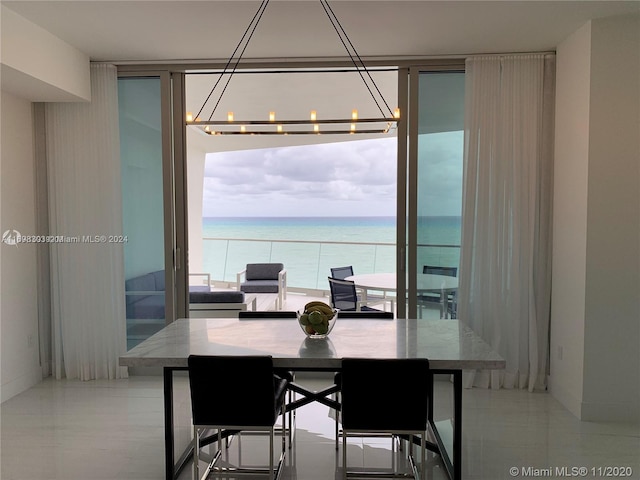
[[331, 310, 394, 447], [330, 266, 354, 280], [327, 277, 385, 312], [237, 310, 297, 445], [188, 355, 288, 480], [419, 265, 458, 318], [337, 311, 394, 319], [340, 358, 432, 480], [330, 267, 389, 308], [238, 311, 297, 319]]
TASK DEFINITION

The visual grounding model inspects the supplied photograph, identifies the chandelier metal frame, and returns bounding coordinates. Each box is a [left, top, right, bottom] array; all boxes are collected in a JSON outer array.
[[186, 0, 399, 136]]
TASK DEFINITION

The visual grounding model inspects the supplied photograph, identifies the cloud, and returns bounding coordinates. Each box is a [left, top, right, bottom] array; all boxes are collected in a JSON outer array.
[[202, 137, 398, 216]]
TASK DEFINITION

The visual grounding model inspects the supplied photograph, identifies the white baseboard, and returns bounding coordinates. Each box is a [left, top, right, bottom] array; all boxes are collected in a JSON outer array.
[[1, 366, 43, 403], [580, 400, 640, 422], [548, 375, 582, 419], [549, 375, 640, 422]]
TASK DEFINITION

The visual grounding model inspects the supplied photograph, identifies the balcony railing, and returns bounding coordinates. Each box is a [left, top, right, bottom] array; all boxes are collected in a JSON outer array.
[[202, 237, 460, 291]]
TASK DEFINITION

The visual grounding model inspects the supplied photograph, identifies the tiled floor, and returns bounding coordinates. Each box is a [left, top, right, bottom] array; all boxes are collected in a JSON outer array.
[[2, 373, 639, 480]]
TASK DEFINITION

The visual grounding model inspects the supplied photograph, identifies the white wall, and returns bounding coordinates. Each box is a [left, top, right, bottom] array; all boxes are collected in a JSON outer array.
[[551, 14, 640, 421], [0, 91, 42, 402], [0, 6, 90, 402], [1, 5, 90, 102], [186, 133, 206, 276], [582, 14, 640, 421], [549, 21, 591, 419]]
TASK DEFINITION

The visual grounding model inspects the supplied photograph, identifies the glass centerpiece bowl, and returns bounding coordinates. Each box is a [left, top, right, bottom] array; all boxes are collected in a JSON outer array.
[[297, 305, 339, 339]]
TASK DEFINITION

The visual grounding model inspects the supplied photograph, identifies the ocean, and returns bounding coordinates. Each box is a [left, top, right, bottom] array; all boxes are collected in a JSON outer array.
[[201, 216, 460, 290]]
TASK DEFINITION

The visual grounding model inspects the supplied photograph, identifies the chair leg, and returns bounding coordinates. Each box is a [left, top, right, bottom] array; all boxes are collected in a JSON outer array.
[[282, 394, 287, 456], [334, 390, 340, 450], [193, 426, 199, 480], [269, 427, 274, 480], [421, 431, 426, 480], [288, 389, 293, 448], [342, 429, 347, 480]]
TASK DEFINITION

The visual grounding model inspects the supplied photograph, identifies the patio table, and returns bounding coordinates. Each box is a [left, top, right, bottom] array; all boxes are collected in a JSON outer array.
[[346, 272, 459, 317], [119, 316, 504, 480]]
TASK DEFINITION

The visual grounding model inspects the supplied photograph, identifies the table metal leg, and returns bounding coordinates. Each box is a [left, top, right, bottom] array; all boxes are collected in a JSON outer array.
[[453, 370, 462, 480], [164, 367, 193, 480], [164, 367, 175, 480], [427, 369, 462, 480]]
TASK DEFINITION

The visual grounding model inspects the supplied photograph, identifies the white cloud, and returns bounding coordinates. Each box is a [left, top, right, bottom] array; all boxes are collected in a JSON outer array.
[[202, 137, 397, 217]]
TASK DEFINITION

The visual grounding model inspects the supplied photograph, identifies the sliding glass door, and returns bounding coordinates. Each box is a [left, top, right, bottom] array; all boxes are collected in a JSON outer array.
[[404, 68, 465, 319], [118, 73, 180, 350]]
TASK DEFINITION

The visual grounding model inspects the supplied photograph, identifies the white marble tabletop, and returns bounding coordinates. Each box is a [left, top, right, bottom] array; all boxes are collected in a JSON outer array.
[[119, 317, 505, 371]]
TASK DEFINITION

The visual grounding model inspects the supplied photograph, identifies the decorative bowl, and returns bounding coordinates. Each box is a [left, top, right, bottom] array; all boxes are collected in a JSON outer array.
[[297, 305, 339, 339]]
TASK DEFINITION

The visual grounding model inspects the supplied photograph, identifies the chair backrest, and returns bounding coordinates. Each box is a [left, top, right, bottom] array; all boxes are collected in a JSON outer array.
[[239, 311, 297, 319], [423, 265, 457, 277], [328, 277, 358, 311], [245, 263, 284, 280], [338, 311, 393, 319], [330, 266, 354, 280], [341, 358, 431, 432], [188, 355, 279, 427]]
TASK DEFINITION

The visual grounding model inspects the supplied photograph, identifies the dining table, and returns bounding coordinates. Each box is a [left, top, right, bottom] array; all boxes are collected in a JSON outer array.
[[346, 272, 459, 318], [119, 316, 504, 480]]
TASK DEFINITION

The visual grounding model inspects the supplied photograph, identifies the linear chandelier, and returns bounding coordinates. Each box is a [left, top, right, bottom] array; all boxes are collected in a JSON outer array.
[[186, 0, 400, 136]]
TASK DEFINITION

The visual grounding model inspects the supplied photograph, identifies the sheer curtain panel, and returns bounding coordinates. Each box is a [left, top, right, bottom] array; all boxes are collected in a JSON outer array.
[[458, 55, 555, 392], [46, 63, 127, 380]]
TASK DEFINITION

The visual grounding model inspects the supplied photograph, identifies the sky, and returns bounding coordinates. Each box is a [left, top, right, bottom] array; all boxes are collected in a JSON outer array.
[[202, 133, 462, 217]]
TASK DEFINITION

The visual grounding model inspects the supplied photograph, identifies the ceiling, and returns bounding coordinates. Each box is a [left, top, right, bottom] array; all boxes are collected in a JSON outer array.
[[4, 1, 639, 63], [5, 1, 637, 151]]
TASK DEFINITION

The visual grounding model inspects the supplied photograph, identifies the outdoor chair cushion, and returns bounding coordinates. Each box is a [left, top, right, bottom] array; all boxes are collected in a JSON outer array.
[[189, 290, 245, 303], [240, 279, 280, 293], [245, 263, 284, 281]]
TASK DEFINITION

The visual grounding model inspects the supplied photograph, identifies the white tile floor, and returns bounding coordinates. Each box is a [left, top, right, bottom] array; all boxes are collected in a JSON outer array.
[[2, 374, 639, 480]]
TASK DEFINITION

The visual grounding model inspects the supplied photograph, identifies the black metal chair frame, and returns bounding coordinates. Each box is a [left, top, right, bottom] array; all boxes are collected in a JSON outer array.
[[330, 266, 354, 280], [238, 311, 297, 319], [237, 311, 298, 447], [328, 277, 385, 312], [331, 266, 391, 309], [340, 358, 432, 480], [188, 355, 288, 480], [419, 265, 458, 319], [331, 311, 394, 448]]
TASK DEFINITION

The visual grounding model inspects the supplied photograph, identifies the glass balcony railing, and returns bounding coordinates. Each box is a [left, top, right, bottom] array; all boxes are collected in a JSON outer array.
[[202, 237, 460, 291]]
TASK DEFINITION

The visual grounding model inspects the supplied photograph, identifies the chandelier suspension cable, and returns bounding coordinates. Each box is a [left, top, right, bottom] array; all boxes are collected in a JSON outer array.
[[187, 0, 399, 135], [194, 0, 271, 121], [319, 0, 395, 118], [206, 0, 271, 121]]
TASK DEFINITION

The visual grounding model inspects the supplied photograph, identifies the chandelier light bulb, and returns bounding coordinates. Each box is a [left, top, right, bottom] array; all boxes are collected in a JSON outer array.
[[269, 111, 276, 122], [352, 109, 358, 120], [310, 110, 317, 121], [227, 112, 234, 122], [394, 108, 401, 119], [186, 112, 193, 122]]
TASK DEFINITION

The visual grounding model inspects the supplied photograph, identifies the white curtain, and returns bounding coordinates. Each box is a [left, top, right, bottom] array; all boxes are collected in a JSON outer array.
[[46, 63, 127, 380], [458, 54, 555, 392]]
